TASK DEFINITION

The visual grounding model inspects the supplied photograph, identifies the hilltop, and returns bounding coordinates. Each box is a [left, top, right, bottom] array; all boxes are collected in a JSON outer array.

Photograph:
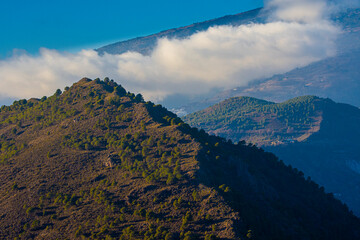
[[0, 79, 359, 239], [183, 95, 360, 216]]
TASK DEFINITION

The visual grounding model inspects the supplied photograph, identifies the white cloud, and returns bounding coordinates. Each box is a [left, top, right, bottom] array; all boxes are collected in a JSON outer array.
[[266, 0, 328, 23], [0, 0, 343, 105]]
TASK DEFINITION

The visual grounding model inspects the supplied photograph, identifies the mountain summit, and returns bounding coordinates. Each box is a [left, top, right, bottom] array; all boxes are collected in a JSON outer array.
[[0, 78, 359, 239]]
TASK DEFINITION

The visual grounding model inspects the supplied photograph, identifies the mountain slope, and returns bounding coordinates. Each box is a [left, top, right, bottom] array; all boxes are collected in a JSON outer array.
[[183, 95, 360, 216], [0, 79, 359, 239], [183, 95, 360, 145]]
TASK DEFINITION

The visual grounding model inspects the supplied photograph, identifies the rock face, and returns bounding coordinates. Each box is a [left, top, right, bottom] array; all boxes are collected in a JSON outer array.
[[0, 78, 359, 239], [104, 154, 121, 167]]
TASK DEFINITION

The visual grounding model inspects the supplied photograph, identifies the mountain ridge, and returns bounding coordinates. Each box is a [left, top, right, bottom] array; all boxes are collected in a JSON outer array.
[[96, 8, 265, 56]]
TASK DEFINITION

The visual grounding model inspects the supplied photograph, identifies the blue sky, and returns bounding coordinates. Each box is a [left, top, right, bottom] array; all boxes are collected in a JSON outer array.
[[0, 0, 263, 58]]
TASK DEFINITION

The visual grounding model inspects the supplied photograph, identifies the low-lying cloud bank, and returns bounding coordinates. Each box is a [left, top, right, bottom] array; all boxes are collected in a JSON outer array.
[[0, 0, 352, 105]]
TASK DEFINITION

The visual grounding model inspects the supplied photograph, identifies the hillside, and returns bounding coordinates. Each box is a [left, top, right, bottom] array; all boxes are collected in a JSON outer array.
[[183, 95, 360, 216], [182, 95, 360, 146], [0, 79, 359, 239]]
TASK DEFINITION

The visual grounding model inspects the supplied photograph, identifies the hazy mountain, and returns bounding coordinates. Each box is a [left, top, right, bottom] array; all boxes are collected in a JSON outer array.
[[0, 79, 359, 239], [183, 95, 360, 216], [96, 8, 360, 57], [179, 8, 360, 114], [181, 47, 360, 114], [96, 8, 266, 56]]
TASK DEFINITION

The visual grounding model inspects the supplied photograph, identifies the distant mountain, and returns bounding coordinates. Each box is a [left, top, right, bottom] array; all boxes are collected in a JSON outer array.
[[0, 79, 359, 239], [181, 47, 360, 114], [97, 8, 360, 58], [96, 7, 360, 112], [179, 8, 360, 113], [183, 95, 360, 216], [96, 8, 266, 56]]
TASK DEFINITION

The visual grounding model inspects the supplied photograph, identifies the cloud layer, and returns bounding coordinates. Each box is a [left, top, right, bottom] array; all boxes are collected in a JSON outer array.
[[0, 0, 344, 105]]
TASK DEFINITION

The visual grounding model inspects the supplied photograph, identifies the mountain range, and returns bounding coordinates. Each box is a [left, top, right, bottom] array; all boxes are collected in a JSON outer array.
[[183, 95, 360, 216], [96, 7, 360, 113], [1, 78, 359, 239]]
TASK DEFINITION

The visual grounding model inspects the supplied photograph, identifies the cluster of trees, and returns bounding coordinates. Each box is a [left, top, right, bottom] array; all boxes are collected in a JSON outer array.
[[0, 138, 25, 163], [18, 171, 219, 240], [61, 132, 103, 150], [62, 126, 184, 185]]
